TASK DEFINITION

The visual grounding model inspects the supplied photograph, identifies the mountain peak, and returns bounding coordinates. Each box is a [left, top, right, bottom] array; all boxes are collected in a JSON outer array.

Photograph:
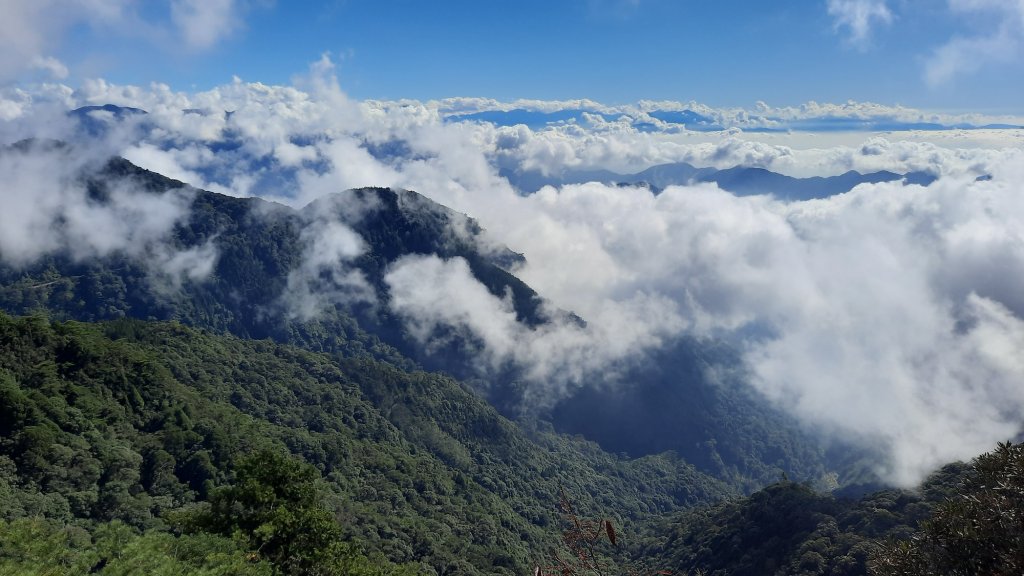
[[304, 186, 526, 272]]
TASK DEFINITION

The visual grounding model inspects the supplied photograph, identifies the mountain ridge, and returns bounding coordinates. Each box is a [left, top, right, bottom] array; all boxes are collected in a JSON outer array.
[[501, 161, 937, 199]]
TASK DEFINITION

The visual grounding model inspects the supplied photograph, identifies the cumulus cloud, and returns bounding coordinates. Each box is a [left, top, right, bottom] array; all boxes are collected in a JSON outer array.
[[925, 0, 1024, 85], [0, 85, 76, 136], [29, 56, 69, 81], [71, 57, 392, 202], [386, 255, 522, 367], [731, 168, 1024, 482], [49, 71, 1023, 200], [385, 254, 684, 403], [483, 119, 1018, 182], [170, 0, 244, 51], [365, 156, 1024, 488], [827, 0, 894, 48], [122, 142, 208, 186]]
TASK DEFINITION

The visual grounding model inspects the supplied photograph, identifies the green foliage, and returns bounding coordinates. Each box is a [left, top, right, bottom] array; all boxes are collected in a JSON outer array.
[[633, 465, 969, 576], [185, 450, 379, 576], [870, 441, 1024, 576], [0, 311, 732, 575], [0, 517, 272, 575]]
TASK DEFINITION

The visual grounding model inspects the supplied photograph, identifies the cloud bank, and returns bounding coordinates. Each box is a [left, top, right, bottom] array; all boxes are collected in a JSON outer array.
[[379, 155, 1024, 487], [478, 161, 1024, 487]]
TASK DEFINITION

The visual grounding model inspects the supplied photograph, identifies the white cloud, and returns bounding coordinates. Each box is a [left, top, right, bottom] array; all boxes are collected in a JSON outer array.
[[0, 0, 134, 82], [827, 0, 894, 48], [739, 163, 1024, 484], [375, 156, 1024, 487], [170, 0, 243, 51], [122, 142, 208, 187], [150, 240, 219, 293], [384, 253, 684, 401], [0, 139, 214, 288], [29, 56, 69, 80], [925, 0, 1024, 85], [281, 219, 376, 320], [0, 0, 250, 83], [386, 255, 521, 367], [288, 138, 402, 205], [473, 162, 1024, 486], [60, 73, 1024, 193], [0, 84, 75, 127]]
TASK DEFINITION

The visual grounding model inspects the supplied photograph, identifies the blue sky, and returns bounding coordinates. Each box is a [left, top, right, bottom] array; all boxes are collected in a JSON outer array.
[[3, 0, 1024, 112]]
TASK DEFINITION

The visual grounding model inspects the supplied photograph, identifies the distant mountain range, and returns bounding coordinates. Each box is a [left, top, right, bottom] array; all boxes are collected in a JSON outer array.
[[502, 161, 938, 199], [68, 103, 149, 137], [446, 106, 1024, 133]]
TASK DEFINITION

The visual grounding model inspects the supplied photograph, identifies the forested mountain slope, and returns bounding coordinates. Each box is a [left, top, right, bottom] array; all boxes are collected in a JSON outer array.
[[0, 312, 730, 575], [624, 441, 1024, 576], [631, 465, 966, 576]]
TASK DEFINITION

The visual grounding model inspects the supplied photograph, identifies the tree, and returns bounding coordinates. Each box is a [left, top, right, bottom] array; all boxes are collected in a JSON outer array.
[[871, 441, 1024, 576], [185, 449, 357, 575], [536, 486, 674, 576]]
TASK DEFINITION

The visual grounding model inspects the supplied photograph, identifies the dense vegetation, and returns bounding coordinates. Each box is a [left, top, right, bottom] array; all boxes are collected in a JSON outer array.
[[872, 441, 1024, 576], [629, 464, 966, 576], [0, 451, 417, 575], [0, 517, 275, 575], [0, 312, 730, 574], [614, 442, 1023, 576], [3, 312, 1018, 576]]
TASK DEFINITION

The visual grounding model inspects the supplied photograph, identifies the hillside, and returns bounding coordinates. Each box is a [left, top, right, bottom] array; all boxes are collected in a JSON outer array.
[[623, 440, 1024, 576], [0, 311, 731, 574], [3, 309, 1021, 574], [631, 464, 967, 576]]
